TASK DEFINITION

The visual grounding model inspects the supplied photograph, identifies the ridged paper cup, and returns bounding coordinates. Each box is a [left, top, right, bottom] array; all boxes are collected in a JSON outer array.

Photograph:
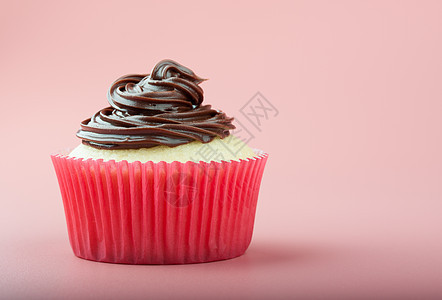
[[51, 150, 268, 264]]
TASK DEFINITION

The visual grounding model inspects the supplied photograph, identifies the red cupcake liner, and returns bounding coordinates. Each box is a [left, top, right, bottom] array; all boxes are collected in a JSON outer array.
[[51, 150, 268, 264]]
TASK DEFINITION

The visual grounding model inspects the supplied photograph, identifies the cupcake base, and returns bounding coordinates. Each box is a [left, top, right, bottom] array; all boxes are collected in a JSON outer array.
[[51, 150, 268, 264]]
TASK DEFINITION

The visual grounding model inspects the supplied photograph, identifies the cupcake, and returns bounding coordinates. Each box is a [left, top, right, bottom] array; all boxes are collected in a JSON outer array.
[[51, 59, 268, 264]]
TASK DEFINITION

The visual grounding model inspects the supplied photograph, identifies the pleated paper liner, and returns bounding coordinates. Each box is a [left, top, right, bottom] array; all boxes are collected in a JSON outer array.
[[51, 150, 268, 264]]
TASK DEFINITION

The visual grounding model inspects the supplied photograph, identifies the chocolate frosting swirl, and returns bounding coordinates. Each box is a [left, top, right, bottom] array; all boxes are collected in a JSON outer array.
[[77, 60, 235, 149]]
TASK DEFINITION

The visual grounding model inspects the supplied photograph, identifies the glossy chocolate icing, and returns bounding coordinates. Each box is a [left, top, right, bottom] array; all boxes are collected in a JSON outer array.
[[77, 60, 235, 149]]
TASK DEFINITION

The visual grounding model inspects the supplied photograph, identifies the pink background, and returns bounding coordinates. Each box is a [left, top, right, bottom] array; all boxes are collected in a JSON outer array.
[[1, 0, 442, 298]]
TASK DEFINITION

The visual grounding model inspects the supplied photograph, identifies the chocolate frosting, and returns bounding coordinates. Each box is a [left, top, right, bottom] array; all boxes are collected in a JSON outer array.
[[77, 60, 235, 149]]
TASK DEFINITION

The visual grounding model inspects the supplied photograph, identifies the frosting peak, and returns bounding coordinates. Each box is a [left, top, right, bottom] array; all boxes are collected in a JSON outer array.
[[77, 59, 235, 149]]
